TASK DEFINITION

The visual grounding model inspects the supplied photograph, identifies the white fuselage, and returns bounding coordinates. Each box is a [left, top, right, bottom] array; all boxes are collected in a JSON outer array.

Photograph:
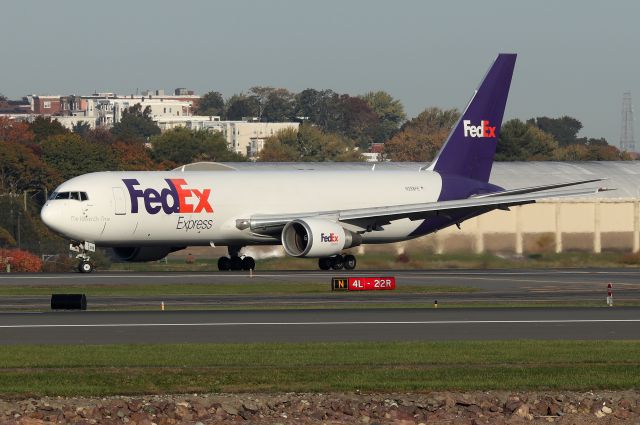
[[41, 169, 444, 247]]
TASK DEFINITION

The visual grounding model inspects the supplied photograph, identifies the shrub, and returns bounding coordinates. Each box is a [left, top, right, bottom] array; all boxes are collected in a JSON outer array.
[[0, 227, 16, 247], [41, 254, 77, 272], [0, 248, 42, 272]]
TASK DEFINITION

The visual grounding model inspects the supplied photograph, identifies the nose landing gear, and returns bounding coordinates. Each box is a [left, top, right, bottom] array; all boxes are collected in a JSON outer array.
[[318, 254, 357, 270], [217, 246, 255, 271], [70, 241, 96, 273]]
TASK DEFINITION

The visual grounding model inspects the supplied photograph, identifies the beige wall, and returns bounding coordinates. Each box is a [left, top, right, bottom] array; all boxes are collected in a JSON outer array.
[[391, 199, 640, 254]]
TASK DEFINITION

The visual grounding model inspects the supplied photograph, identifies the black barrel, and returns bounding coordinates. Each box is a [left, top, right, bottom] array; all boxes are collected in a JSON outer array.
[[51, 294, 87, 310]]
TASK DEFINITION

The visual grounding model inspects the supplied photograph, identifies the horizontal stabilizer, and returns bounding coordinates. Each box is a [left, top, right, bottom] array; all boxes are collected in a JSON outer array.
[[472, 178, 606, 198]]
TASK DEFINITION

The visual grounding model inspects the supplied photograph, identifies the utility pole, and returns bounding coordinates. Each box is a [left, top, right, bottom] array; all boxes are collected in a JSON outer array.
[[620, 92, 635, 152]]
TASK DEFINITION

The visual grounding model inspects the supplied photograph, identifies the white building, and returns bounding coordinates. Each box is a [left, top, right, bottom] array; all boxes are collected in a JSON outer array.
[[93, 98, 192, 127], [152, 117, 299, 157]]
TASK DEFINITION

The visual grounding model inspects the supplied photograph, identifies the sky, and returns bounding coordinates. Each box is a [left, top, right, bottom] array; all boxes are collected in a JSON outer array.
[[0, 0, 638, 147]]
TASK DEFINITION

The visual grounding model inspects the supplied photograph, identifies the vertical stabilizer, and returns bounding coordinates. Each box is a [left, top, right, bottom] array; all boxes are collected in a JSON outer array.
[[428, 54, 516, 182]]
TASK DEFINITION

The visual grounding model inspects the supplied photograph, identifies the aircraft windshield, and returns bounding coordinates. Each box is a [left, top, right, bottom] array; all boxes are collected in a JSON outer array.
[[50, 191, 89, 201]]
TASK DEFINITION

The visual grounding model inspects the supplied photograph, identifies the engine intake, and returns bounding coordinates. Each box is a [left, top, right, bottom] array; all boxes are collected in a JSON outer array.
[[281, 218, 361, 258]]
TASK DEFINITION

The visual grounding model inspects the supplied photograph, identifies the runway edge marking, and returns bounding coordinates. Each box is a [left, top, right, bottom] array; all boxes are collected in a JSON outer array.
[[1, 319, 640, 329]]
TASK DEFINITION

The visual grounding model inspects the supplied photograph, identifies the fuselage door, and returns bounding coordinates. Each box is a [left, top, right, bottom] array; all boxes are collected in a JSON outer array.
[[113, 187, 127, 215]]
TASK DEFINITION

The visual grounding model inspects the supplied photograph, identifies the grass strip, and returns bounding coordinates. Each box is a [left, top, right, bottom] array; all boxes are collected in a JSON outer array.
[[109, 252, 640, 272], [0, 283, 477, 296], [0, 340, 638, 396]]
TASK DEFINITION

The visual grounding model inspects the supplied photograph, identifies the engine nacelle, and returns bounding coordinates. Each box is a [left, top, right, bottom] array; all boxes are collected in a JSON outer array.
[[281, 218, 362, 258], [111, 246, 184, 262]]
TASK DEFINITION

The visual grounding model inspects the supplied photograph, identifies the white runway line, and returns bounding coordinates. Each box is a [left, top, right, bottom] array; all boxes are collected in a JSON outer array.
[[1, 319, 639, 329]]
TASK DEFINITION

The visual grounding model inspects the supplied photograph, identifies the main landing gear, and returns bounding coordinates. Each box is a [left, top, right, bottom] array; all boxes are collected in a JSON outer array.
[[70, 241, 96, 273], [217, 246, 255, 271], [318, 254, 356, 271]]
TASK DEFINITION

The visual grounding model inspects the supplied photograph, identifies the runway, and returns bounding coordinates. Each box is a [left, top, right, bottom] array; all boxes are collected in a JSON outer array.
[[0, 307, 638, 344], [1, 268, 640, 310]]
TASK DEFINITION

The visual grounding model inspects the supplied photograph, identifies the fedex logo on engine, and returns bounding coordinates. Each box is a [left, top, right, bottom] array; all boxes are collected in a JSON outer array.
[[463, 120, 496, 138], [122, 178, 213, 215], [320, 233, 339, 243]]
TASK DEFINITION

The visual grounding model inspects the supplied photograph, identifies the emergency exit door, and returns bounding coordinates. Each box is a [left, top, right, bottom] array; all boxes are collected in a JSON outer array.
[[113, 187, 127, 215]]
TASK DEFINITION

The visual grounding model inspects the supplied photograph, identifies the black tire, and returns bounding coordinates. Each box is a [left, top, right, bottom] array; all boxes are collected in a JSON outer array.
[[78, 261, 93, 273], [230, 256, 243, 271], [344, 254, 357, 270], [318, 257, 331, 270], [241, 256, 256, 271], [331, 255, 344, 270], [217, 256, 231, 271]]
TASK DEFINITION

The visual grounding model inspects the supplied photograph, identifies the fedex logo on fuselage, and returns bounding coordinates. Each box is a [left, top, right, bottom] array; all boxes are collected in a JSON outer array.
[[320, 233, 339, 243], [122, 178, 213, 215], [463, 120, 496, 138]]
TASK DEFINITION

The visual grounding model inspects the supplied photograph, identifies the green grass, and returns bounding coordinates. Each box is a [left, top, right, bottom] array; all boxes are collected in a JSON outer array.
[[0, 283, 476, 297], [107, 251, 640, 272], [0, 341, 639, 396]]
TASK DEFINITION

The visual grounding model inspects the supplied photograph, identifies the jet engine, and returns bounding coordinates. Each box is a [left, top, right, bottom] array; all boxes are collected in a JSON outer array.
[[111, 246, 185, 262], [281, 218, 361, 258]]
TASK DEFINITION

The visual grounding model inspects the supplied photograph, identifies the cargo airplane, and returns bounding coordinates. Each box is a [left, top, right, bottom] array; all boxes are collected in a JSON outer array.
[[41, 54, 606, 272]]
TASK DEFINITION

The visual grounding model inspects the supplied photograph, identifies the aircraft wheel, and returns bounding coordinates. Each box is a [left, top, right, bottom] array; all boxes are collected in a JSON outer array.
[[331, 255, 344, 270], [344, 254, 357, 270], [318, 257, 331, 270], [241, 256, 255, 271], [230, 256, 243, 271], [78, 261, 93, 273], [217, 256, 230, 271]]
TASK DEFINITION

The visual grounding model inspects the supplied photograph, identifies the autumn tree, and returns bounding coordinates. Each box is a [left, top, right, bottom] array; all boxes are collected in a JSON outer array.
[[256, 88, 295, 122], [110, 142, 156, 171], [332, 95, 379, 149], [383, 107, 459, 161], [360, 91, 406, 143], [150, 127, 245, 167], [496, 119, 559, 161], [226, 94, 261, 120], [72, 121, 92, 138], [555, 143, 631, 161], [294, 89, 340, 129], [84, 128, 116, 145], [29, 116, 69, 143], [259, 125, 363, 162], [41, 134, 118, 180], [0, 141, 60, 192], [111, 104, 161, 140], [527, 116, 582, 147], [195, 91, 225, 116], [0, 117, 35, 145]]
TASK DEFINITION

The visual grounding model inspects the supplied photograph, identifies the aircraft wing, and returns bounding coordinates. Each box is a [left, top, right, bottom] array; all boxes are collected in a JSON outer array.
[[247, 183, 611, 234]]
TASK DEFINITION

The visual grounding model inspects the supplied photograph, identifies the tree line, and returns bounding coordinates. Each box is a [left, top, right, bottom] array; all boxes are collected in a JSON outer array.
[[196, 87, 630, 162]]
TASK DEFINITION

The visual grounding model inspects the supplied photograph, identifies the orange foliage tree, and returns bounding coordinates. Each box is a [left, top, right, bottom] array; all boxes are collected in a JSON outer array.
[[0, 248, 43, 272], [0, 117, 35, 145]]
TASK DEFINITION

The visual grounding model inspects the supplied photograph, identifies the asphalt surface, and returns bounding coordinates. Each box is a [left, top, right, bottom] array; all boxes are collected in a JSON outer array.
[[1, 269, 639, 344], [0, 307, 638, 344], [1, 269, 639, 309]]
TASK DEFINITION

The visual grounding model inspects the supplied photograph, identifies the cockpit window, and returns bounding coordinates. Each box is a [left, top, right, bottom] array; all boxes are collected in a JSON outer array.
[[51, 191, 89, 201]]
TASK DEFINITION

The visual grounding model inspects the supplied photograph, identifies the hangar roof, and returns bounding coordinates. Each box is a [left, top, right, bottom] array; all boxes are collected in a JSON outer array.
[[181, 161, 640, 199]]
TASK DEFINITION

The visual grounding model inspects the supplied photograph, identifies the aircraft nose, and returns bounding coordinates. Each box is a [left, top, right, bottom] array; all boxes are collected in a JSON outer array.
[[40, 203, 61, 233]]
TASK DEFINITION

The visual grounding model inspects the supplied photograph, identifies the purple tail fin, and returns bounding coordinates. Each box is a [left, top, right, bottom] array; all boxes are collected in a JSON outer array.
[[429, 53, 516, 182]]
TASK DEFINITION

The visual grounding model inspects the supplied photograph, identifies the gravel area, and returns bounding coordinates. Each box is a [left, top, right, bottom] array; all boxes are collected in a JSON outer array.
[[1, 391, 640, 424]]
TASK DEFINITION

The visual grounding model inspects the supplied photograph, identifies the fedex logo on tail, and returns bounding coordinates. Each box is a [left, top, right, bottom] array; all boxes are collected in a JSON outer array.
[[463, 120, 496, 138], [123, 178, 213, 215], [320, 233, 339, 243]]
